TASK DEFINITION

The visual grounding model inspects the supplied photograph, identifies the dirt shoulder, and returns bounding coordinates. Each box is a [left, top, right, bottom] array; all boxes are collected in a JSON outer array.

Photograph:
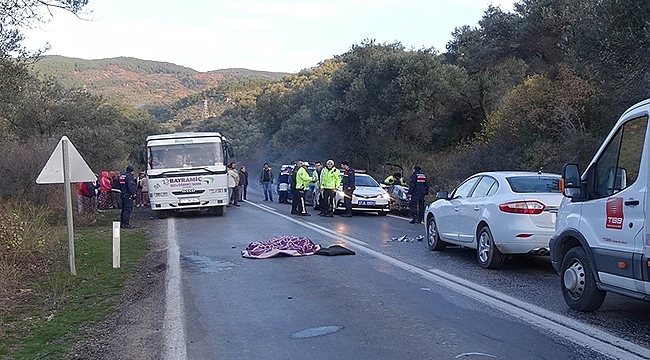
[[67, 210, 167, 360]]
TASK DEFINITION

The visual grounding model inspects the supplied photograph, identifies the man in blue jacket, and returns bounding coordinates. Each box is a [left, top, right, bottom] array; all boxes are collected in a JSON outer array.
[[408, 165, 429, 224], [119, 165, 138, 228]]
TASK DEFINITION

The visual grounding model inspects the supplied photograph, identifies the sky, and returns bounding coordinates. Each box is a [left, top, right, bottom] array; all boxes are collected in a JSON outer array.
[[23, 0, 515, 73]]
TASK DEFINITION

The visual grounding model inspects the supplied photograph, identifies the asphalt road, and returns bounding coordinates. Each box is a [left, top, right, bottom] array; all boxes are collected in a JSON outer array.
[[157, 187, 650, 360]]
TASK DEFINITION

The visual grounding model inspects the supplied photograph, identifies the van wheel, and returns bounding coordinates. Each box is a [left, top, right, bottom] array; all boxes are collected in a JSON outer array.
[[426, 216, 447, 251], [560, 247, 606, 311], [157, 210, 169, 219], [477, 226, 504, 269]]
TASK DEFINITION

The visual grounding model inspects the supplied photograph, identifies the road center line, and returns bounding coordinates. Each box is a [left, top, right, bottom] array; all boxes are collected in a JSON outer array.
[[247, 201, 650, 360], [164, 217, 187, 360]]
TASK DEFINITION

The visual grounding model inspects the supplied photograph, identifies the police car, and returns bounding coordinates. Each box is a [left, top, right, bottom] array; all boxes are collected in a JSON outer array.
[[335, 172, 391, 215]]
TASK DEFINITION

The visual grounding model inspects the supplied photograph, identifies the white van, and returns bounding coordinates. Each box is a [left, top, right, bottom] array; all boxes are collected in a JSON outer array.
[[551, 99, 650, 311]]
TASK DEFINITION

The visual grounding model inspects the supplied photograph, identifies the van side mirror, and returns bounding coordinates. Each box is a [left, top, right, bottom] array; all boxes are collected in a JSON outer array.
[[561, 163, 582, 198]]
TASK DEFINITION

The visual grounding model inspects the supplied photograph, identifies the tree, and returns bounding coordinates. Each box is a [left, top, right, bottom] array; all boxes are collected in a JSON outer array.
[[0, 0, 89, 57]]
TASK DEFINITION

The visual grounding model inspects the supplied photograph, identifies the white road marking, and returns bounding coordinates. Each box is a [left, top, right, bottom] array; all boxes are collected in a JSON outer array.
[[247, 201, 650, 360], [387, 214, 410, 221], [163, 217, 187, 360]]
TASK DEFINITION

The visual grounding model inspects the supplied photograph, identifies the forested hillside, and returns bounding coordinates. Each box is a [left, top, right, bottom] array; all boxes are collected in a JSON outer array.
[[33, 56, 288, 107], [2, 0, 648, 194], [186, 0, 649, 191]]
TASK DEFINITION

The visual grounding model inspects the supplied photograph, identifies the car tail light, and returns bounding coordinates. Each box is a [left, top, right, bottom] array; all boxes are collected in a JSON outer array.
[[499, 201, 545, 214]]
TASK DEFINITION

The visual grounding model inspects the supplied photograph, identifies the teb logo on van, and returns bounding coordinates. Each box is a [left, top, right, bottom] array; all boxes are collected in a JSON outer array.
[[606, 197, 624, 230]]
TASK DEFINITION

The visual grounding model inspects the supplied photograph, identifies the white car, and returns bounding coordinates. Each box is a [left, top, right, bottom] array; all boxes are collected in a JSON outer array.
[[335, 173, 390, 215], [425, 171, 562, 269]]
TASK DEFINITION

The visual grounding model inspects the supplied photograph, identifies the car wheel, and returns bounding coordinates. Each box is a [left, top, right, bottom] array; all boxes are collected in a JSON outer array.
[[426, 216, 447, 251], [560, 247, 606, 311], [377, 211, 388, 216], [477, 226, 504, 269], [157, 210, 169, 219]]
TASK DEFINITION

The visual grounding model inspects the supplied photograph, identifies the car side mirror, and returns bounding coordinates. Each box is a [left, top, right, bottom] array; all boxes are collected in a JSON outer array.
[[436, 191, 449, 200], [561, 163, 582, 198]]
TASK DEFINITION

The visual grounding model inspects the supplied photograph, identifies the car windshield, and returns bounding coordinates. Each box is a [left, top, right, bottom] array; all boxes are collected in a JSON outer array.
[[355, 175, 380, 187], [506, 176, 561, 193]]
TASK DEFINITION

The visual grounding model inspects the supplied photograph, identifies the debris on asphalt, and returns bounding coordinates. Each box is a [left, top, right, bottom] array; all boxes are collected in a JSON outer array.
[[388, 234, 424, 243]]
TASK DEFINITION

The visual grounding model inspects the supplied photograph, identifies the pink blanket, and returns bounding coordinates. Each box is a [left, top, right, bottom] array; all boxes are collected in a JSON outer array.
[[241, 235, 321, 259]]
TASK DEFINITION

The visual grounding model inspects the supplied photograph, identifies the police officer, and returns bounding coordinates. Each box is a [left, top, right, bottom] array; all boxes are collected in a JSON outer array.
[[407, 164, 429, 224], [340, 161, 355, 217], [295, 162, 315, 216], [290, 160, 302, 214], [120, 165, 138, 228], [319, 160, 341, 217]]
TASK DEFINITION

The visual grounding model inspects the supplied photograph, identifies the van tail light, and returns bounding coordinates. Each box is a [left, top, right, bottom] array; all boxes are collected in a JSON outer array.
[[499, 201, 545, 214]]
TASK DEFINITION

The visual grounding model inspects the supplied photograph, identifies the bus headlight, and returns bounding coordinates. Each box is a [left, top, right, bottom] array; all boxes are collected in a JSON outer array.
[[209, 188, 226, 194], [151, 192, 168, 197]]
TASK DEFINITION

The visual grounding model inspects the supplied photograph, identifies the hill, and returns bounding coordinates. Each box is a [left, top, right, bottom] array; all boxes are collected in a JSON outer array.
[[32, 55, 289, 107]]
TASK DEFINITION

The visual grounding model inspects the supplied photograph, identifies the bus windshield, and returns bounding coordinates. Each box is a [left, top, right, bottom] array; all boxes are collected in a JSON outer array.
[[149, 142, 223, 169]]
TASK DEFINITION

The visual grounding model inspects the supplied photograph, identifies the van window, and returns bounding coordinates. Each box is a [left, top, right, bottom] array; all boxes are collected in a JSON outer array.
[[593, 115, 648, 198]]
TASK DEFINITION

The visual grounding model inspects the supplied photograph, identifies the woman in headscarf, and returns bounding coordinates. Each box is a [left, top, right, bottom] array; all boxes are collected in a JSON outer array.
[[99, 171, 112, 210]]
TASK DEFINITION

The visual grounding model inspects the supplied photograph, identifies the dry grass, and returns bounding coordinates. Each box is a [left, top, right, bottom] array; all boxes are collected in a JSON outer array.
[[0, 200, 65, 317]]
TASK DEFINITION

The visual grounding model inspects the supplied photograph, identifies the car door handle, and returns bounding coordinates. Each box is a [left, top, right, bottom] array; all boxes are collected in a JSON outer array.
[[474, 206, 480, 211], [625, 199, 640, 206], [454, 207, 460, 212]]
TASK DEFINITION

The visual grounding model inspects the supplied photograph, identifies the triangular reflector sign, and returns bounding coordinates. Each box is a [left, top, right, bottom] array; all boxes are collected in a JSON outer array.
[[36, 136, 97, 184]]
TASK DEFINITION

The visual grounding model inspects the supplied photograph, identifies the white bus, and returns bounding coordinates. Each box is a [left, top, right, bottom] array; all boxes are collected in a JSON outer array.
[[145, 132, 233, 218]]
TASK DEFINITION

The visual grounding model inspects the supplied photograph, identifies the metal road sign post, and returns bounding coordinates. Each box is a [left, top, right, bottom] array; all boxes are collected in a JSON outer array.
[[62, 139, 76, 275], [36, 136, 96, 276]]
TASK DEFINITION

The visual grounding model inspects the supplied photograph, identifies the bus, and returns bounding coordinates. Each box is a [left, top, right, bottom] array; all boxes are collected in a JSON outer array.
[[144, 132, 233, 218]]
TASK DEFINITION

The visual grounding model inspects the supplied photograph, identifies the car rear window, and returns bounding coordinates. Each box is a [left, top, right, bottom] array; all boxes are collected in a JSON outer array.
[[506, 176, 561, 193]]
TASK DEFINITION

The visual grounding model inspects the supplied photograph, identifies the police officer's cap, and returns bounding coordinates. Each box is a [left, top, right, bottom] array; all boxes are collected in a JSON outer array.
[[413, 165, 421, 171], [302, 162, 310, 166], [126, 165, 135, 172]]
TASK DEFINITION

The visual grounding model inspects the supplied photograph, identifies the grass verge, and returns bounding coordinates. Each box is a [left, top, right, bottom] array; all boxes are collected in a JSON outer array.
[[0, 215, 148, 359]]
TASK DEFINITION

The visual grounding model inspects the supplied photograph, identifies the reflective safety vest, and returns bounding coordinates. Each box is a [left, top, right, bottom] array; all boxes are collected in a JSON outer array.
[[296, 166, 313, 190], [321, 167, 341, 189]]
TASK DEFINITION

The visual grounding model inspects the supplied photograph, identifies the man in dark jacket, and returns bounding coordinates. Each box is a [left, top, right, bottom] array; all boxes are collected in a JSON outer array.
[[407, 164, 429, 224], [340, 161, 355, 217], [238, 166, 249, 201], [259, 163, 274, 201], [119, 165, 138, 229], [290, 161, 302, 214]]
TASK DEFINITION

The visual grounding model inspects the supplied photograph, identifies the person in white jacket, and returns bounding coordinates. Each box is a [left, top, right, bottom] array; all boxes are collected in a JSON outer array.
[[227, 162, 240, 207]]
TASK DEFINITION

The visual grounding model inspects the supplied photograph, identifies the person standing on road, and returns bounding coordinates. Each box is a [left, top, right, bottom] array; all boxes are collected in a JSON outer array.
[[319, 160, 340, 217], [295, 162, 315, 216], [259, 163, 274, 202], [227, 162, 240, 207], [278, 166, 291, 204], [407, 164, 429, 224], [239, 166, 249, 201], [119, 165, 137, 229], [312, 161, 324, 212], [340, 161, 355, 217], [291, 161, 302, 214]]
